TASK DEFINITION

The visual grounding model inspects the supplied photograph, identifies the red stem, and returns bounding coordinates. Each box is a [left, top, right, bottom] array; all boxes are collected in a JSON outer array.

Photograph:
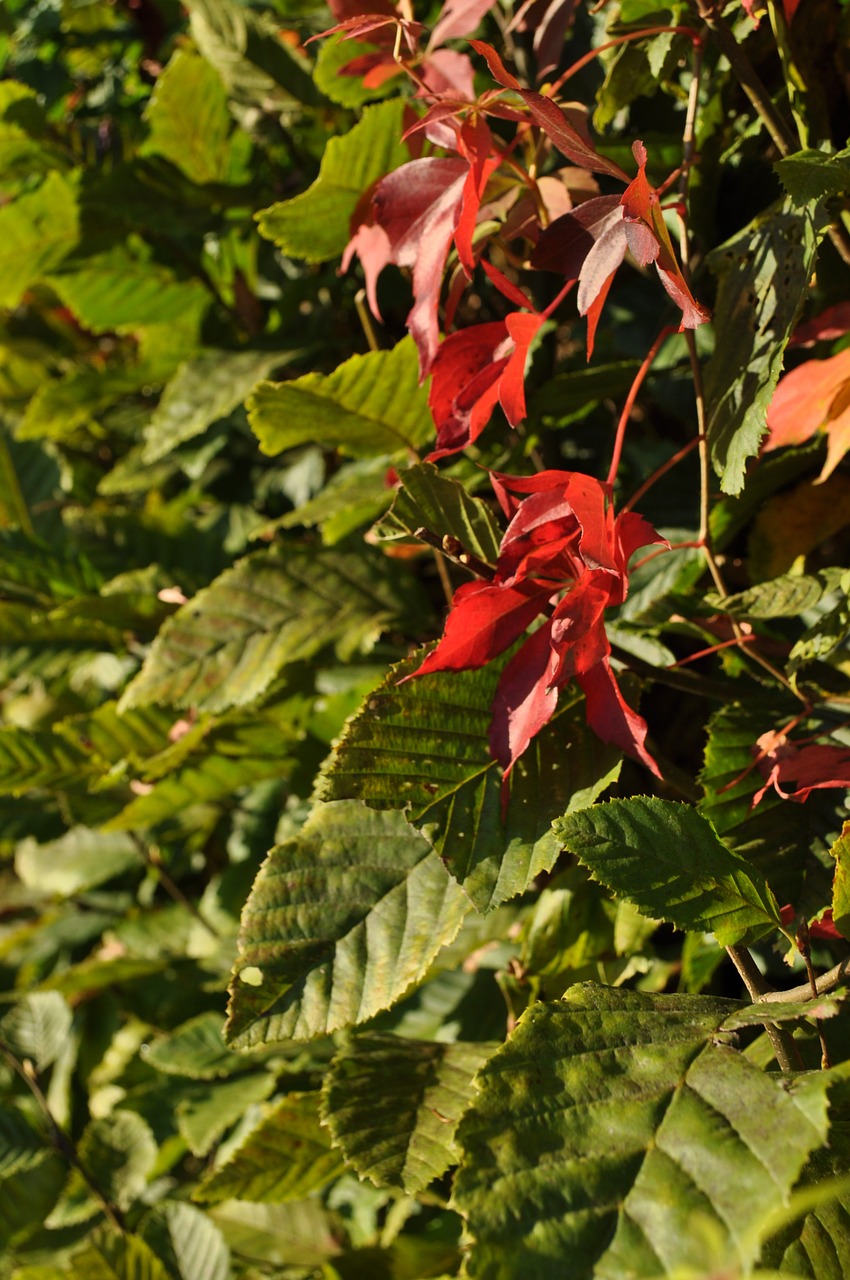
[[606, 325, 676, 490], [622, 435, 701, 513], [549, 28, 701, 96]]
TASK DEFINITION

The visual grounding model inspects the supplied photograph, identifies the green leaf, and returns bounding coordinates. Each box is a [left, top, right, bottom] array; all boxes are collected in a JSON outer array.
[[704, 199, 823, 495], [831, 821, 850, 940], [0, 171, 79, 309], [453, 985, 834, 1279], [187, 0, 321, 110], [141, 48, 233, 186], [0, 1105, 48, 1177], [48, 245, 209, 335], [49, 1111, 157, 1226], [776, 146, 850, 206], [66, 1228, 169, 1280], [247, 338, 433, 460], [530, 360, 642, 428], [119, 543, 421, 714], [374, 461, 502, 564], [320, 650, 622, 912], [140, 1200, 231, 1280], [553, 797, 783, 945], [0, 724, 100, 794], [142, 349, 288, 464], [208, 1199, 341, 1269], [15, 829, 139, 897], [0, 992, 72, 1070], [194, 1091, 345, 1204], [788, 572, 850, 672], [720, 995, 844, 1028], [256, 98, 409, 262], [145, 1011, 261, 1079], [225, 800, 470, 1046], [706, 572, 828, 619], [0, 1149, 66, 1251], [760, 1121, 850, 1278], [322, 1033, 496, 1194], [176, 1073, 277, 1157]]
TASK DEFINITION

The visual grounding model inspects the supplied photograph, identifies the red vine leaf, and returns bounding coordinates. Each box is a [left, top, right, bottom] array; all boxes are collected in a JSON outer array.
[[764, 346, 850, 482]]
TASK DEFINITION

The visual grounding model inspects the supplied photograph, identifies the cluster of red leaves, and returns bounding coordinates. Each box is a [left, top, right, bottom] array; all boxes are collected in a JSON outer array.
[[324, 8, 716, 792], [752, 729, 850, 806], [404, 470, 668, 794]]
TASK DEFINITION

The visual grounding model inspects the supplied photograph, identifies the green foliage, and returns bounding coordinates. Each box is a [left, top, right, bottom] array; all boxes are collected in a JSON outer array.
[[2, 0, 850, 1277]]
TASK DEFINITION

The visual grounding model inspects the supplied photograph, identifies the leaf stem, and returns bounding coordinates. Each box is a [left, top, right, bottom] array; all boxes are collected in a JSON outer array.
[[0, 1037, 126, 1232], [549, 27, 701, 96], [606, 326, 675, 490], [131, 835, 222, 940]]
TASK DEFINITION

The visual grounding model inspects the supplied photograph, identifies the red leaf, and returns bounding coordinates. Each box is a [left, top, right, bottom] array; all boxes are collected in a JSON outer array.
[[531, 195, 621, 276], [508, 0, 581, 79], [500, 312, 544, 424], [428, 321, 509, 456], [791, 301, 850, 347], [455, 119, 502, 276], [481, 258, 535, 310], [429, 0, 498, 48], [468, 38, 521, 89], [417, 48, 476, 100], [764, 346, 850, 482], [754, 738, 850, 805], [577, 658, 661, 776], [489, 619, 560, 775], [404, 579, 551, 676], [522, 93, 629, 181]]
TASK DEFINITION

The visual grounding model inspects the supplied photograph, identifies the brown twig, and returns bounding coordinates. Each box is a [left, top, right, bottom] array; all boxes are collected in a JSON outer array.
[[725, 946, 800, 1070]]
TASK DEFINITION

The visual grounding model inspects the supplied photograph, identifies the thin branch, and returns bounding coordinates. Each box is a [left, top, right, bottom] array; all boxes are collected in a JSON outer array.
[[759, 957, 850, 1003], [0, 1038, 126, 1232], [131, 835, 221, 940], [725, 947, 800, 1070]]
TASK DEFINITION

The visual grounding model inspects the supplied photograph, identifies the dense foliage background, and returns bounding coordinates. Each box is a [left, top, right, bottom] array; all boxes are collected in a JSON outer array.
[[2, 0, 850, 1276]]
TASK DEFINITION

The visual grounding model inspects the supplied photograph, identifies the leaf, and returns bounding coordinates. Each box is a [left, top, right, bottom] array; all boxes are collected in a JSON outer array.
[[119, 542, 421, 714], [760, 1121, 850, 1278], [142, 348, 287, 464], [187, 0, 320, 110], [50, 1111, 157, 1225], [66, 1228, 169, 1280], [776, 145, 850, 206], [706, 571, 829, 619], [319, 650, 622, 912], [0, 171, 79, 309], [0, 992, 72, 1071], [764, 346, 850, 482], [704, 199, 824, 495], [15, 829, 139, 897], [141, 48, 233, 186], [208, 1199, 341, 1269], [0, 724, 102, 794], [194, 1092, 345, 1204], [140, 1201, 231, 1280], [831, 821, 850, 940], [322, 1032, 496, 1193], [453, 985, 834, 1279], [247, 338, 433, 459], [374, 460, 502, 563], [145, 1011, 261, 1079], [48, 245, 209, 335], [788, 574, 850, 672], [176, 1073, 277, 1157], [313, 33, 400, 107], [256, 98, 409, 262], [720, 996, 844, 1028], [225, 800, 470, 1046], [0, 1149, 66, 1252], [553, 796, 783, 945]]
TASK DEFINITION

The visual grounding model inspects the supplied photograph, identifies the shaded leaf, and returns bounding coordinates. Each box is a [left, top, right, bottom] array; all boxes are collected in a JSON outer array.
[[140, 1201, 231, 1280], [120, 543, 421, 714], [247, 338, 433, 460], [208, 1199, 341, 1269], [50, 1111, 157, 1225], [553, 796, 783, 946], [0, 993, 72, 1071], [225, 801, 470, 1046], [194, 1092, 344, 1204], [0, 172, 79, 309], [145, 1011, 261, 1080], [776, 145, 850, 206], [141, 49, 233, 186], [319, 650, 622, 911], [706, 571, 830, 620], [66, 1227, 169, 1280], [322, 1032, 496, 1193], [142, 349, 287, 464], [831, 821, 850, 940], [256, 98, 409, 262], [374, 460, 502, 563], [48, 245, 209, 334], [453, 985, 833, 1279], [177, 1073, 277, 1157], [704, 199, 824, 495]]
